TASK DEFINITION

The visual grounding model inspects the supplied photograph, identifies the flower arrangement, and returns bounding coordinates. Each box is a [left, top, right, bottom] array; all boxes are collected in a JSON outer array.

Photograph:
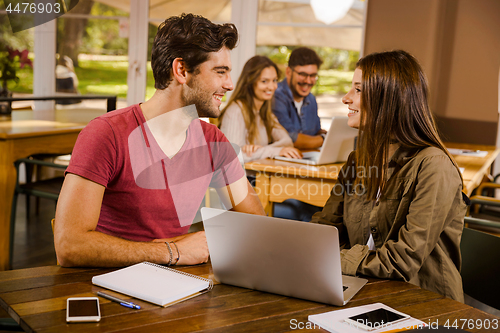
[[0, 46, 33, 97]]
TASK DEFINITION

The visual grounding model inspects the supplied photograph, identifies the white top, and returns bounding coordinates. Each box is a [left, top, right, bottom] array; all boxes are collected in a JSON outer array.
[[365, 188, 380, 251], [294, 100, 304, 116], [220, 102, 293, 163], [366, 234, 376, 251]]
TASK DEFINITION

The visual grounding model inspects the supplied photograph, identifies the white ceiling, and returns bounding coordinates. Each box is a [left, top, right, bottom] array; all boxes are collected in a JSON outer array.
[[94, 0, 365, 50]]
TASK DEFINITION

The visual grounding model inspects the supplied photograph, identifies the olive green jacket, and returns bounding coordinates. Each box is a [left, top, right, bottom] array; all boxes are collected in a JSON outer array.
[[311, 146, 466, 302]]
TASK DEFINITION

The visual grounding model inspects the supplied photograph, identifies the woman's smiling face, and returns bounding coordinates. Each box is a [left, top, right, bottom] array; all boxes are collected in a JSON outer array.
[[342, 67, 362, 129], [253, 66, 279, 103]]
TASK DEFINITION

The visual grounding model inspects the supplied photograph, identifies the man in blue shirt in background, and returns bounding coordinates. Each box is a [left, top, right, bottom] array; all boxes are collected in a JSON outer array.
[[272, 47, 326, 149], [272, 47, 325, 221]]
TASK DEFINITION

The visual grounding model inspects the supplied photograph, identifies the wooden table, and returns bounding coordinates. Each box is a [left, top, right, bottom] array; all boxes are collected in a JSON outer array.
[[0, 264, 498, 332], [245, 159, 342, 216], [0, 109, 105, 271], [245, 143, 500, 216]]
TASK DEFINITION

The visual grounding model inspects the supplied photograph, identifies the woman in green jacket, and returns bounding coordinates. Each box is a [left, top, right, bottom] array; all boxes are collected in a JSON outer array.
[[311, 50, 467, 301]]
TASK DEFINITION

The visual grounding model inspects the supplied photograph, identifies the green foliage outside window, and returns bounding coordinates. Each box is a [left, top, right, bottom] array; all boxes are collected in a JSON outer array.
[[1, 1, 356, 97]]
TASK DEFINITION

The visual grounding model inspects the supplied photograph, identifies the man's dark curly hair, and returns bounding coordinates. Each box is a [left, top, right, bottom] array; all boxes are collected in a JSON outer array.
[[288, 47, 323, 68], [151, 13, 239, 90]]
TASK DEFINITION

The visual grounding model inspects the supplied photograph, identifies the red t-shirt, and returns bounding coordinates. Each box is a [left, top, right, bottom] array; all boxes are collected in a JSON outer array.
[[66, 104, 244, 241]]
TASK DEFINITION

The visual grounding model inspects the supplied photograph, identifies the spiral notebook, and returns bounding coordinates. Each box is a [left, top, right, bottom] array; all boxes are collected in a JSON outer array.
[[92, 262, 213, 307]]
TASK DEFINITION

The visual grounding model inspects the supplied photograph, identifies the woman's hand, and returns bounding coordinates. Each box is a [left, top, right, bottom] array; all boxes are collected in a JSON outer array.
[[279, 147, 303, 159], [242, 144, 262, 156]]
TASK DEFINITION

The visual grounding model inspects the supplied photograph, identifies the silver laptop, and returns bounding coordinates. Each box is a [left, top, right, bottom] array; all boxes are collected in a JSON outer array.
[[274, 116, 358, 165], [201, 207, 367, 306]]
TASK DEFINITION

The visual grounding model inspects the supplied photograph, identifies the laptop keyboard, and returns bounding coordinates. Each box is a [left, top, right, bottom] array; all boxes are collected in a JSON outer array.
[[301, 151, 320, 161], [302, 151, 320, 159]]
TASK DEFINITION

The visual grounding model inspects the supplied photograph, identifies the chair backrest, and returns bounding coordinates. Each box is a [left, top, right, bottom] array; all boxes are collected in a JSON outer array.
[[51, 218, 59, 265], [460, 227, 500, 310], [209, 117, 219, 127]]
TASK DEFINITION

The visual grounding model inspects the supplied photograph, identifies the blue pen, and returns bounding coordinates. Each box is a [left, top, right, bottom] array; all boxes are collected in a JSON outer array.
[[97, 291, 141, 310]]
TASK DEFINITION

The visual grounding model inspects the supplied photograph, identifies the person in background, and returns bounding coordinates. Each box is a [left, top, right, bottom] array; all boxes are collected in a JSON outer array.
[[56, 55, 81, 105], [311, 50, 467, 301], [271, 48, 325, 221], [219, 55, 302, 166], [272, 47, 326, 149]]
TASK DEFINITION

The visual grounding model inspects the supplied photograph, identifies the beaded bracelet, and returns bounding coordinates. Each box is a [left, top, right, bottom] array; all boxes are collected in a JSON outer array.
[[170, 241, 180, 265], [164, 241, 173, 266]]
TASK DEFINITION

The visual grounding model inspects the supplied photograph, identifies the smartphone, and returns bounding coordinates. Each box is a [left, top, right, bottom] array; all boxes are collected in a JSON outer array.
[[344, 307, 410, 331], [66, 297, 101, 323]]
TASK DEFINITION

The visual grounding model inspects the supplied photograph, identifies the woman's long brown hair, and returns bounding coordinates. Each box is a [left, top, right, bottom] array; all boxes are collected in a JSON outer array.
[[356, 50, 462, 200], [219, 55, 282, 144]]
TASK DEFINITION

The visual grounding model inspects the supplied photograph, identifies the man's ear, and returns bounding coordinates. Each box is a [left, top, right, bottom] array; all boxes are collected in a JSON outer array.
[[285, 66, 292, 81], [172, 58, 187, 84]]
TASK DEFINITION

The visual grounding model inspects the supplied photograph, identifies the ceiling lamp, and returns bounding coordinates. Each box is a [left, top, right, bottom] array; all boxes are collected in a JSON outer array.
[[310, 0, 355, 25]]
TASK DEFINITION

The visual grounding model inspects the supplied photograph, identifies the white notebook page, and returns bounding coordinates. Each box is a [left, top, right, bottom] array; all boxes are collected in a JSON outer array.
[[92, 262, 211, 306]]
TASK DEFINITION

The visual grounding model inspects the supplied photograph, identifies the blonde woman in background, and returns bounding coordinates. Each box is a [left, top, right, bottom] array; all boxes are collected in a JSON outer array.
[[219, 55, 301, 163], [220, 55, 322, 221]]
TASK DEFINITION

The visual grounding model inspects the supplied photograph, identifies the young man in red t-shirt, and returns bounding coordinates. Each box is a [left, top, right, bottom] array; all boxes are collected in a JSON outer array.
[[54, 14, 265, 268]]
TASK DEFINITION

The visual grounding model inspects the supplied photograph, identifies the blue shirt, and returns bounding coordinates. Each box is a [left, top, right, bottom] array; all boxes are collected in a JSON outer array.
[[272, 79, 321, 142]]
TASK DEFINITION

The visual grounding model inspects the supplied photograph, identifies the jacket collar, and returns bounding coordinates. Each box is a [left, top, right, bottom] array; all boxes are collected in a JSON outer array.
[[390, 146, 423, 167]]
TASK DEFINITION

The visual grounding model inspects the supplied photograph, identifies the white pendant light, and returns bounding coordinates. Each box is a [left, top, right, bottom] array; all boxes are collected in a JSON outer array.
[[310, 0, 355, 25]]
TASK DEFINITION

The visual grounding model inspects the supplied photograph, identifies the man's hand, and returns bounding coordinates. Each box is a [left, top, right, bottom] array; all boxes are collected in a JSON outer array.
[[317, 129, 327, 135], [175, 231, 209, 265], [279, 147, 303, 159], [293, 133, 324, 149], [153, 231, 209, 265]]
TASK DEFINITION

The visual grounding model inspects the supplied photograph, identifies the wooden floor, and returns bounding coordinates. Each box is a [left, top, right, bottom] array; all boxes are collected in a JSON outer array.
[[10, 195, 57, 270]]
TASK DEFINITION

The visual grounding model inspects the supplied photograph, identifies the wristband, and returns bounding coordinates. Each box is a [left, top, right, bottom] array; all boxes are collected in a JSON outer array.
[[165, 242, 173, 266], [170, 241, 180, 265]]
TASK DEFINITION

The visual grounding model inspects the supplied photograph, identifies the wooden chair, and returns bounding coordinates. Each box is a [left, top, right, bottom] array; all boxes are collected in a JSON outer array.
[[460, 224, 500, 311], [51, 218, 59, 266], [464, 215, 500, 236], [9, 157, 67, 269], [21, 154, 69, 216], [469, 178, 500, 217], [0, 317, 22, 332]]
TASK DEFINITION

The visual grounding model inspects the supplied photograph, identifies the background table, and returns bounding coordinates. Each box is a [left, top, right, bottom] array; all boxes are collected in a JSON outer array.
[[447, 143, 500, 196], [246, 143, 500, 216], [245, 159, 342, 216], [1, 263, 498, 332], [0, 109, 105, 271]]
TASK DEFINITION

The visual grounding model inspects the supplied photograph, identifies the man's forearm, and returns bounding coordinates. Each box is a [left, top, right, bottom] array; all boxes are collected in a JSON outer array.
[[55, 229, 172, 267], [293, 133, 323, 149], [231, 181, 266, 216]]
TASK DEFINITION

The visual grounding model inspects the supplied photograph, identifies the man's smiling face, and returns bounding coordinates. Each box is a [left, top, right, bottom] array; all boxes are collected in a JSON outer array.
[[183, 47, 234, 118], [285, 64, 319, 102]]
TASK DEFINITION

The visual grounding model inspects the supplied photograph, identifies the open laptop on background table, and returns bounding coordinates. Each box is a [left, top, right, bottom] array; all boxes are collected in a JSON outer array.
[[274, 115, 358, 165], [201, 207, 367, 306]]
